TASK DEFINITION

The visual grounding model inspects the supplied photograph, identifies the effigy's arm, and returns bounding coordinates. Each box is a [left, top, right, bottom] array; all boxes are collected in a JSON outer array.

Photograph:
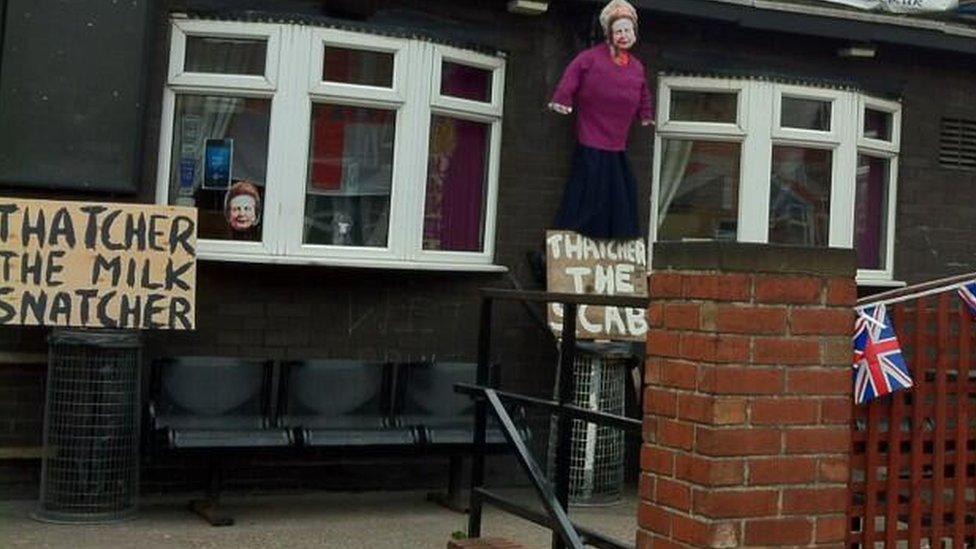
[[548, 51, 590, 114], [639, 75, 655, 126]]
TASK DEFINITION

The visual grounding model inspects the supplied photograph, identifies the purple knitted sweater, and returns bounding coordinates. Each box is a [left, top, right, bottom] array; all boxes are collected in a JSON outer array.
[[550, 44, 654, 152]]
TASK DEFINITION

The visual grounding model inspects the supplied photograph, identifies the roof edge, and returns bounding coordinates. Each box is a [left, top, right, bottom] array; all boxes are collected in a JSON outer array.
[[574, 0, 976, 55]]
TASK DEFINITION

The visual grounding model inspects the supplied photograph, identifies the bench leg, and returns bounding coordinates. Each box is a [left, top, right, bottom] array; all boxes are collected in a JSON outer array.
[[189, 461, 235, 527], [427, 455, 469, 513]]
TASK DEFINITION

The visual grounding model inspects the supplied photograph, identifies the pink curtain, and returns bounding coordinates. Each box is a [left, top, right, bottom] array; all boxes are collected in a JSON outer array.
[[855, 156, 886, 270], [424, 65, 490, 252]]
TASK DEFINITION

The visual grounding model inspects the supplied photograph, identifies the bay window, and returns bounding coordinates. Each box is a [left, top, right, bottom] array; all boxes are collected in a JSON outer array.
[[652, 76, 901, 285], [156, 19, 505, 270]]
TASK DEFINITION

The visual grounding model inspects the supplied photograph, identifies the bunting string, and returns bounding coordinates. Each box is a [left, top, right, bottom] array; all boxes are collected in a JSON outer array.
[[851, 272, 976, 405], [856, 271, 976, 311]]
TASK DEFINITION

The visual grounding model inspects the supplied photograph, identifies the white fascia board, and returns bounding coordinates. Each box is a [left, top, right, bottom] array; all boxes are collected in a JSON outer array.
[[701, 0, 976, 39]]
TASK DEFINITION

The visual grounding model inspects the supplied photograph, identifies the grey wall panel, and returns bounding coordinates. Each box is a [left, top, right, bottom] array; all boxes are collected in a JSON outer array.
[[0, 0, 150, 193]]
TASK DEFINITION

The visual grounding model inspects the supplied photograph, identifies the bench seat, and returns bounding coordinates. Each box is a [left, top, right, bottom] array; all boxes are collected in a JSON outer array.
[[149, 356, 289, 452], [167, 429, 293, 449]]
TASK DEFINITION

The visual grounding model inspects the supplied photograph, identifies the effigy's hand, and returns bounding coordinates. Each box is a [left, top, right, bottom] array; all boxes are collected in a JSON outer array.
[[548, 102, 573, 115], [641, 119, 655, 127]]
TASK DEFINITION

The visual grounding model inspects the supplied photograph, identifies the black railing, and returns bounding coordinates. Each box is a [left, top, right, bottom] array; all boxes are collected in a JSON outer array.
[[457, 288, 646, 549]]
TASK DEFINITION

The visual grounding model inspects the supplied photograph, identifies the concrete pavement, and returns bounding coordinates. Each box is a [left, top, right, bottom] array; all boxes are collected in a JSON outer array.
[[0, 488, 638, 548]]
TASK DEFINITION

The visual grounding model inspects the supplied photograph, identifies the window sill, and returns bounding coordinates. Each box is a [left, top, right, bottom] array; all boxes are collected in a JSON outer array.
[[856, 278, 906, 288], [197, 250, 510, 273]]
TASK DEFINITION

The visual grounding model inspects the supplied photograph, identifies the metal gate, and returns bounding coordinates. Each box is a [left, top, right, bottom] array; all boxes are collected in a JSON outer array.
[[848, 291, 975, 547]]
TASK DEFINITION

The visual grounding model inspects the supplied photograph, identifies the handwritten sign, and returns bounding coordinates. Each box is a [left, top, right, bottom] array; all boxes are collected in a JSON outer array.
[[546, 230, 647, 341], [0, 198, 197, 329]]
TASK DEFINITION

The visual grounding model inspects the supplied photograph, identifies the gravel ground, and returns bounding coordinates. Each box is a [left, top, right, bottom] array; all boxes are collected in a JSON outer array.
[[0, 488, 638, 548]]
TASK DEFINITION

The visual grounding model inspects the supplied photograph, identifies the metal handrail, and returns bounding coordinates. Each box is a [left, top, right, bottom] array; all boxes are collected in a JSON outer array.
[[455, 383, 642, 432], [465, 289, 642, 549], [484, 389, 584, 548]]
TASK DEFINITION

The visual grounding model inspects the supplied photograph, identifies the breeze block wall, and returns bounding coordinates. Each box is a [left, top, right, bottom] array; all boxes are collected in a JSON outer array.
[[638, 242, 858, 548]]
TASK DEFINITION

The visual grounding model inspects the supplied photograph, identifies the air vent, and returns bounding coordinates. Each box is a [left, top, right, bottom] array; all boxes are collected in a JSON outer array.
[[940, 117, 976, 170]]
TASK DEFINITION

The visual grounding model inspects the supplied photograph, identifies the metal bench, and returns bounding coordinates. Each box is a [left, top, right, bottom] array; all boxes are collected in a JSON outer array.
[[278, 359, 417, 448], [395, 361, 525, 512], [146, 357, 527, 524], [146, 356, 293, 525]]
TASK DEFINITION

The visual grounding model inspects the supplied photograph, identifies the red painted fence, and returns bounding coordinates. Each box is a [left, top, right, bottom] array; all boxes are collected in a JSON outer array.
[[848, 293, 975, 547]]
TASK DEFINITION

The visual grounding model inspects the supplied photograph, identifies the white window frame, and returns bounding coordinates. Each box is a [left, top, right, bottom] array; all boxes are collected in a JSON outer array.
[[657, 77, 747, 137], [771, 86, 856, 253], [157, 20, 284, 259], [413, 45, 505, 265], [652, 76, 902, 286], [156, 18, 507, 271], [773, 86, 844, 144], [281, 29, 411, 263], [854, 96, 901, 285], [168, 19, 280, 91], [650, 77, 753, 245]]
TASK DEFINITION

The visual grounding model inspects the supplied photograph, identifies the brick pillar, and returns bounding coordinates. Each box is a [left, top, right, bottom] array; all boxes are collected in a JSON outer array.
[[638, 243, 857, 548]]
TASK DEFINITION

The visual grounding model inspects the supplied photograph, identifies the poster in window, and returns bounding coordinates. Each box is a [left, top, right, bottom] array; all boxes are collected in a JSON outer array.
[[203, 138, 233, 190]]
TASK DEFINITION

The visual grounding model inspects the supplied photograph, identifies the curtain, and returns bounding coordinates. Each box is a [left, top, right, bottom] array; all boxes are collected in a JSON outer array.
[[439, 119, 487, 251], [657, 140, 694, 229], [855, 157, 886, 269], [423, 66, 491, 252]]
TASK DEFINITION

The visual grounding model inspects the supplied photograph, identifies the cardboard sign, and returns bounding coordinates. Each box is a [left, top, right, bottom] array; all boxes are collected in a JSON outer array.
[[0, 198, 197, 329], [546, 230, 648, 341]]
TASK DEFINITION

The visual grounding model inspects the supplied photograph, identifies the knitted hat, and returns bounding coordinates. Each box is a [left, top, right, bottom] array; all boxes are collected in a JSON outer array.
[[599, 0, 638, 34]]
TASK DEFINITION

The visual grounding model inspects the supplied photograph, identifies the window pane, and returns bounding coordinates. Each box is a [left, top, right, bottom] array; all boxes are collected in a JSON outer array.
[[304, 104, 396, 247], [323, 46, 394, 87], [769, 146, 832, 247], [168, 95, 270, 242], [864, 108, 892, 141], [185, 36, 266, 75], [669, 91, 737, 123], [441, 62, 492, 102], [657, 140, 740, 241], [781, 97, 831, 131], [855, 155, 890, 270], [424, 116, 490, 252]]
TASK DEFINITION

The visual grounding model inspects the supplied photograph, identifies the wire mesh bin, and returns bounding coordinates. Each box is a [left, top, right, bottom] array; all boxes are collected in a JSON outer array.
[[33, 329, 142, 524], [549, 343, 630, 506]]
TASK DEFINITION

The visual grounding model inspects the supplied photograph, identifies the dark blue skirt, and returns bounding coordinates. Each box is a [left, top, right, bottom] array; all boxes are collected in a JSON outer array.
[[554, 145, 640, 239]]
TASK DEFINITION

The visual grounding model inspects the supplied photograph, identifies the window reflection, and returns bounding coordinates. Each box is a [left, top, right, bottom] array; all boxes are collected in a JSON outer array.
[[323, 46, 394, 87], [304, 104, 395, 247], [669, 91, 737, 123], [781, 97, 831, 131], [855, 155, 890, 270], [185, 37, 266, 75], [168, 95, 270, 242], [864, 109, 892, 141], [769, 146, 832, 246], [657, 140, 741, 241], [441, 62, 492, 102]]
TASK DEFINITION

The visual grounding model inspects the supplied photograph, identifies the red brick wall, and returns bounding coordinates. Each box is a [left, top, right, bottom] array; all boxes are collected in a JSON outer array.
[[639, 259, 857, 548]]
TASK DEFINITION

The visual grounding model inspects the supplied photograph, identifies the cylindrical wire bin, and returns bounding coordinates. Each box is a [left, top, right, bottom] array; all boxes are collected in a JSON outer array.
[[33, 329, 142, 524], [549, 343, 630, 506]]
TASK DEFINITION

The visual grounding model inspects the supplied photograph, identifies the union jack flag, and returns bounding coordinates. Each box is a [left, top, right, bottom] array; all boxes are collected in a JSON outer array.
[[958, 282, 976, 317], [853, 304, 913, 405]]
